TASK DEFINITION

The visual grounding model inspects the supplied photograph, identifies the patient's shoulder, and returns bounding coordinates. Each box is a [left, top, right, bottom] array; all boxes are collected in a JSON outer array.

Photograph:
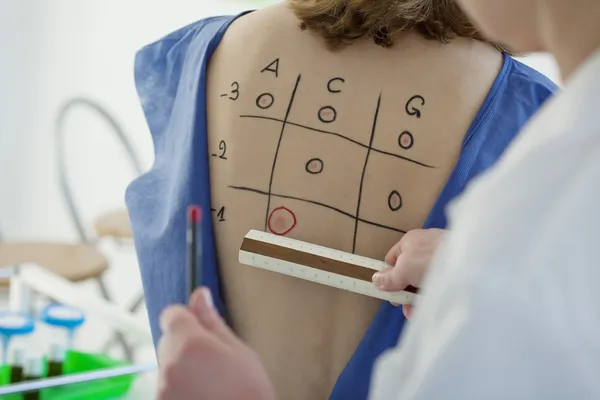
[[462, 56, 560, 156], [504, 57, 560, 107]]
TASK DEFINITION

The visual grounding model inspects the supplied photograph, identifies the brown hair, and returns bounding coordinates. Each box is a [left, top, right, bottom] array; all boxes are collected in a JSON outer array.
[[288, 0, 510, 52]]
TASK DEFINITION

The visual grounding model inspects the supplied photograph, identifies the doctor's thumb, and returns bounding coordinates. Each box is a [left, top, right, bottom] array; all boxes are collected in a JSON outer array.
[[190, 287, 216, 319], [372, 267, 409, 292], [190, 287, 238, 344]]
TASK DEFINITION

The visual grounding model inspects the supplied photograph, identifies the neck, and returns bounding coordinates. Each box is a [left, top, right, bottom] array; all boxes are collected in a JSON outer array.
[[539, 1, 600, 81]]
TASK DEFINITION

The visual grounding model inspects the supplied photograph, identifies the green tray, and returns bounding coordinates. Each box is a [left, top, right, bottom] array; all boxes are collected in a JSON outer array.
[[0, 350, 137, 399]]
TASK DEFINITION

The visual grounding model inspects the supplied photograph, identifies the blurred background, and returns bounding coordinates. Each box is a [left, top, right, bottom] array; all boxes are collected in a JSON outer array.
[[0, 0, 559, 398]]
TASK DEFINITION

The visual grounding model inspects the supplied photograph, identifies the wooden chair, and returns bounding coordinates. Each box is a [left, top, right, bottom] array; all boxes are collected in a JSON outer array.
[[0, 242, 108, 287], [93, 209, 133, 240]]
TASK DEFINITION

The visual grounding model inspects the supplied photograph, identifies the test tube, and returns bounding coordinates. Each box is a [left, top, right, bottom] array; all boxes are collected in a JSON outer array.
[[9, 347, 26, 383], [47, 343, 65, 377], [23, 357, 42, 400], [39, 303, 85, 350], [0, 312, 35, 364]]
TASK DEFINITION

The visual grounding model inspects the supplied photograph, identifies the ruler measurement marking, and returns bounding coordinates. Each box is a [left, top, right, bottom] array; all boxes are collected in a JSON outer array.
[[246, 230, 391, 271], [239, 230, 420, 301], [240, 250, 416, 304], [242, 238, 378, 283]]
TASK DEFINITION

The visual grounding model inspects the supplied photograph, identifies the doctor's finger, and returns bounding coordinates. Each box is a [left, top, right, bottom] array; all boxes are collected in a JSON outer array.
[[158, 307, 201, 363], [384, 239, 404, 266], [160, 305, 201, 336], [372, 266, 411, 292], [160, 306, 225, 352], [190, 287, 239, 346], [158, 318, 226, 369]]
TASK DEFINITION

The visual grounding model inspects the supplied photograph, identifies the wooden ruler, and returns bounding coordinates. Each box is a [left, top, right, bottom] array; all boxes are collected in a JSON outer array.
[[239, 230, 419, 304]]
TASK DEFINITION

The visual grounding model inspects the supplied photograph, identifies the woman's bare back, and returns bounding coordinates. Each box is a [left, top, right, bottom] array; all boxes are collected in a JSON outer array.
[[206, 3, 502, 398]]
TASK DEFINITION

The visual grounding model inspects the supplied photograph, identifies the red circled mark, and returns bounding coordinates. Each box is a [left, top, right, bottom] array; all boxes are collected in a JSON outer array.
[[267, 206, 297, 236]]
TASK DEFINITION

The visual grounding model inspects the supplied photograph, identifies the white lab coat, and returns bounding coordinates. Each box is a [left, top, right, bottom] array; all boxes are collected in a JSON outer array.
[[370, 48, 600, 400]]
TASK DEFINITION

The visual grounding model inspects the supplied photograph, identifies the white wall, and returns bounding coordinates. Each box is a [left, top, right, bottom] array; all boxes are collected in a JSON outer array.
[[0, 0, 267, 361], [1, 0, 267, 241], [0, 0, 559, 358]]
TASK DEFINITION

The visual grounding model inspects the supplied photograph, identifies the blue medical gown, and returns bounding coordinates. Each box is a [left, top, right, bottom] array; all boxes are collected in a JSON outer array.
[[126, 11, 559, 400]]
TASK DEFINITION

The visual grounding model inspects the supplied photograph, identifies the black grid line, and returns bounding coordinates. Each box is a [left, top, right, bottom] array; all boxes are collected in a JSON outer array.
[[352, 94, 381, 252], [263, 75, 302, 231], [239, 114, 435, 168], [229, 185, 406, 234], [232, 78, 424, 251]]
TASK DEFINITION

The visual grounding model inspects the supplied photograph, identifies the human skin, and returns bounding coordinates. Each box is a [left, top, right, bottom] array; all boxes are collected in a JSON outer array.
[[205, 3, 502, 398]]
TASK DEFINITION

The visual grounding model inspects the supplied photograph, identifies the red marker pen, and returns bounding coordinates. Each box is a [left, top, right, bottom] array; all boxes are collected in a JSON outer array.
[[187, 205, 202, 300]]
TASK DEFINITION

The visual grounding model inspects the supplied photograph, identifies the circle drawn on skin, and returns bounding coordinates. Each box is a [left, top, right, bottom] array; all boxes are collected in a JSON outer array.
[[398, 131, 414, 150], [256, 93, 275, 109], [268, 206, 297, 236], [305, 158, 324, 174], [388, 191, 403, 211], [318, 106, 337, 123]]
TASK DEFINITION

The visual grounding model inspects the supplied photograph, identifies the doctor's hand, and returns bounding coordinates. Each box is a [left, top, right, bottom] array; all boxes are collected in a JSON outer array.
[[157, 288, 276, 400], [372, 229, 446, 319]]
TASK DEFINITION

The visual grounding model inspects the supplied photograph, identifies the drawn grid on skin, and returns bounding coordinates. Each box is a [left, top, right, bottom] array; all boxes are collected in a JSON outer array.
[[229, 185, 406, 234], [352, 94, 382, 253], [230, 78, 431, 252], [239, 115, 435, 169], [263, 74, 302, 231]]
